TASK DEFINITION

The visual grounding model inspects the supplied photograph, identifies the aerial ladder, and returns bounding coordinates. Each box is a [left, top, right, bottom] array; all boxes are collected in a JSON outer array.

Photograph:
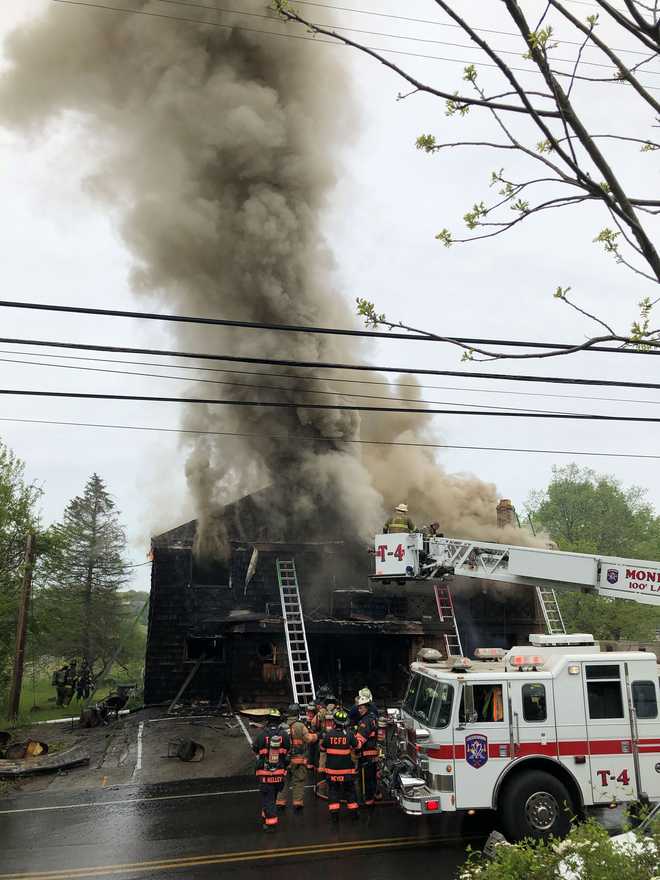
[[372, 532, 660, 604], [276, 558, 316, 705]]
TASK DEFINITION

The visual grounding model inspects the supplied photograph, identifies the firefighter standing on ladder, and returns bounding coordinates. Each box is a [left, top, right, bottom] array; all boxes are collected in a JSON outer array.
[[383, 503, 415, 534], [320, 708, 360, 823], [277, 703, 317, 811], [253, 709, 291, 832]]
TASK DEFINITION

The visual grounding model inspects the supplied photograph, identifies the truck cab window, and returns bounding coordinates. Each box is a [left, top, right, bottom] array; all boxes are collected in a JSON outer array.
[[403, 675, 453, 729], [522, 683, 547, 722], [459, 684, 505, 723], [585, 664, 624, 720], [632, 681, 658, 719]]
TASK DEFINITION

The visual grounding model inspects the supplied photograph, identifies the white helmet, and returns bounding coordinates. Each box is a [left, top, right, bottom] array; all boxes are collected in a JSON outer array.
[[395, 503, 408, 514]]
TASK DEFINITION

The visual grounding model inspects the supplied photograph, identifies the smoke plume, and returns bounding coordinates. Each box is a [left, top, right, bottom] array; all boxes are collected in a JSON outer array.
[[0, 1, 539, 553]]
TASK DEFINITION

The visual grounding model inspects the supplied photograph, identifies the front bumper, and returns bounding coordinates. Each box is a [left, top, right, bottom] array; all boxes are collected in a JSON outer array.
[[394, 776, 455, 815]]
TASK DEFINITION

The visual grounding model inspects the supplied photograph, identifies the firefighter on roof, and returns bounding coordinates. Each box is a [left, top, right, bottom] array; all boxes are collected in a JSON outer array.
[[320, 708, 360, 822], [354, 696, 379, 808], [277, 703, 317, 811], [383, 503, 415, 534], [252, 708, 291, 831]]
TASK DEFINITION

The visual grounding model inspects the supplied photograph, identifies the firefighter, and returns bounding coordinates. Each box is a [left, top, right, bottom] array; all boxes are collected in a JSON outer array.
[[424, 522, 443, 538], [383, 503, 415, 534], [252, 708, 291, 831], [481, 685, 504, 722], [278, 704, 317, 811], [354, 697, 379, 808], [348, 686, 376, 725], [305, 702, 318, 772], [320, 707, 359, 823], [76, 659, 93, 701]]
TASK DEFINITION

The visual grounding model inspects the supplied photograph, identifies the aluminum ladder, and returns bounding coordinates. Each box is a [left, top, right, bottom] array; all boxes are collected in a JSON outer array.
[[276, 559, 316, 704], [434, 583, 464, 657], [536, 586, 566, 635]]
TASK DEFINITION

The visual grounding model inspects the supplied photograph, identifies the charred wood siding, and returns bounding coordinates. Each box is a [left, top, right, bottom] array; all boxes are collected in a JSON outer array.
[[144, 547, 191, 705]]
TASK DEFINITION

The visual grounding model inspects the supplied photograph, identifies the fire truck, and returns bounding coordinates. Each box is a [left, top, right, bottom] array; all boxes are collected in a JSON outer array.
[[373, 533, 660, 839]]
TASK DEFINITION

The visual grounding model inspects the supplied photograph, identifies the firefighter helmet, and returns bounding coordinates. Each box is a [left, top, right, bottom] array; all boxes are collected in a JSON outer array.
[[395, 503, 408, 513], [267, 707, 282, 721], [287, 703, 300, 718], [333, 708, 349, 727]]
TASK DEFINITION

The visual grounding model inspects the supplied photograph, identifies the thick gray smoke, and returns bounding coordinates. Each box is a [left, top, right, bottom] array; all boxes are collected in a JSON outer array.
[[0, 1, 540, 554]]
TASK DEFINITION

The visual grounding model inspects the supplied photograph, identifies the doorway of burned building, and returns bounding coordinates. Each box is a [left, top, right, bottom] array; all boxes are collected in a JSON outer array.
[[307, 633, 426, 706]]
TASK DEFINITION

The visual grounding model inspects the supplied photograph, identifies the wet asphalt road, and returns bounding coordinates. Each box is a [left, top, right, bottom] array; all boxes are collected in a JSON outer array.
[[0, 776, 494, 880]]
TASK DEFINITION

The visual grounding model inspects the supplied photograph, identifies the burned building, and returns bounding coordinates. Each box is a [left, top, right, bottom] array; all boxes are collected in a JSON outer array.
[[144, 489, 545, 707]]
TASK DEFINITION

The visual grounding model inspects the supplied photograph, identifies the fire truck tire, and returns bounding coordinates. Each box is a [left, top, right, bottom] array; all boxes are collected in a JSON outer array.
[[499, 770, 574, 841]]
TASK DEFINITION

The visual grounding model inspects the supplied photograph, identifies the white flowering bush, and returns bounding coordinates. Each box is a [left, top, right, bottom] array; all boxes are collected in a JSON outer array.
[[459, 815, 659, 880]]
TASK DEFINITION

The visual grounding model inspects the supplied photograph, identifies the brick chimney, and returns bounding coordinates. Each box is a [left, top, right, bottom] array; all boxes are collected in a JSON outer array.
[[496, 498, 516, 529]]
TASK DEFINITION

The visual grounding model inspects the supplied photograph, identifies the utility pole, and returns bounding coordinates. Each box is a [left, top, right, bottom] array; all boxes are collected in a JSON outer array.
[[7, 532, 37, 721]]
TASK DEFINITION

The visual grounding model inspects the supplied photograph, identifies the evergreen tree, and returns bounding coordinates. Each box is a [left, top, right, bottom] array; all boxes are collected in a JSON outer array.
[[41, 474, 129, 669]]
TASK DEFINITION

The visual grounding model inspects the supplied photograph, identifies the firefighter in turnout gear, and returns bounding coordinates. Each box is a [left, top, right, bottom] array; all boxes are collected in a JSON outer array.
[[252, 709, 291, 831], [354, 697, 379, 808], [320, 708, 359, 822], [383, 503, 415, 534], [278, 704, 317, 811]]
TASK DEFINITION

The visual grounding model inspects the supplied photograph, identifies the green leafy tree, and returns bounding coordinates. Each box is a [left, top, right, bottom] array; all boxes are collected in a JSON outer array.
[[527, 464, 660, 640], [273, 1, 660, 360], [40, 474, 129, 670], [0, 438, 41, 711]]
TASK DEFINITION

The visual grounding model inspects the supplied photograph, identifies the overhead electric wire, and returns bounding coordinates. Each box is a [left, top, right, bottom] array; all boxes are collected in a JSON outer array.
[[51, 1, 660, 91], [2, 415, 658, 461], [4, 387, 660, 422], [2, 299, 657, 355], [4, 334, 660, 390], [157, 0, 655, 74], [2, 347, 660, 407], [0, 356, 566, 414], [293, 0, 651, 57]]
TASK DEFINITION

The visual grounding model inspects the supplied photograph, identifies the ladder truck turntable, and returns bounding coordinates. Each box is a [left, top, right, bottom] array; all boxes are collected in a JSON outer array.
[[372, 532, 660, 841]]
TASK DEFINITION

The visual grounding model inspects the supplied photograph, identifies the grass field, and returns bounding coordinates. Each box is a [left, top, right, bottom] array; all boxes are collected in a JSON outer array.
[[1, 661, 144, 729]]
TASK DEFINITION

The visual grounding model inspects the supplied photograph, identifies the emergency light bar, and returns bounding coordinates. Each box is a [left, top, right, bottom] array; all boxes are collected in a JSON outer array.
[[529, 633, 595, 647], [509, 655, 544, 671], [449, 656, 472, 671], [474, 648, 507, 660]]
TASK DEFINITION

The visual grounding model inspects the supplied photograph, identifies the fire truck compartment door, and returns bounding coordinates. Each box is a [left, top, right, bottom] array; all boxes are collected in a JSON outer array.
[[453, 681, 512, 810], [583, 661, 638, 804], [508, 678, 557, 763]]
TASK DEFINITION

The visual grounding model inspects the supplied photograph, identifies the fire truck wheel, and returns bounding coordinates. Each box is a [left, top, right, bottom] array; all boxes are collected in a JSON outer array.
[[499, 770, 574, 841]]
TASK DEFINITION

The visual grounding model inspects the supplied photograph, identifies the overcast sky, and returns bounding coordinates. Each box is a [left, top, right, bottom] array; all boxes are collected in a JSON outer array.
[[0, 0, 658, 591]]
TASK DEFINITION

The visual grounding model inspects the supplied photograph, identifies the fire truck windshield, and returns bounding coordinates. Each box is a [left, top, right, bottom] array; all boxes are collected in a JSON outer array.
[[403, 674, 453, 729]]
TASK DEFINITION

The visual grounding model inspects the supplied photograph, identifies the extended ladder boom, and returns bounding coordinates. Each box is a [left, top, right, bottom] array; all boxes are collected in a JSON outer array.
[[373, 533, 660, 605]]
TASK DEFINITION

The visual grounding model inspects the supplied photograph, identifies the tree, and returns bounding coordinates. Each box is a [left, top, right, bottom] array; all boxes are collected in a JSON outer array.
[[40, 475, 129, 670], [274, 1, 660, 360], [0, 438, 41, 711], [527, 464, 660, 640]]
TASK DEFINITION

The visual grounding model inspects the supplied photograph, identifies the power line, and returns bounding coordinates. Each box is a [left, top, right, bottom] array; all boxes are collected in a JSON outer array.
[[2, 298, 656, 355], [2, 414, 658, 460], [158, 0, 656, 75], [3, 347, 660, 406], [3, 387, 660, 421], [0, 356, 563, 414], [292, 1, 650, 57], [51, 1, 660, 91], [4, 335, 660, 390]]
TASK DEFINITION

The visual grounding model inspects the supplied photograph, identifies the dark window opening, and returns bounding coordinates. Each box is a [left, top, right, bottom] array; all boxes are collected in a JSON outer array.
[[185, 637, 225, 662], [586, 664, 623, 719], [402, 674, 453, 729], [191, 556, 230, 587], [257, 642, 274, 661], [522, 683, 547, 722], [632, 681, 658, 719]]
